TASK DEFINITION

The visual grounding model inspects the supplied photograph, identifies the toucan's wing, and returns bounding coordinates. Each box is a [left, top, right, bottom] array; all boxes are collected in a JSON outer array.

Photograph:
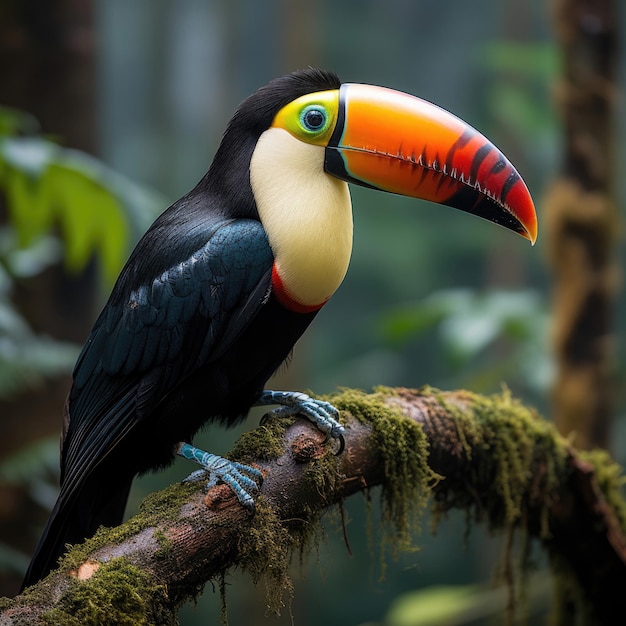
[[21, 217, 275, 590], [76, 218, 272, 383], [61, 217, 274, 486]]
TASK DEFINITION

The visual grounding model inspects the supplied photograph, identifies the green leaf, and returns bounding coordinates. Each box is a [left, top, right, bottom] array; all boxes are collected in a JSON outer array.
[[44, 162, 129, 280], [0, 133, 163, 285], [3, 165, 54, 247], [387, 584, 500, 626], [0, 106, 40, 137]]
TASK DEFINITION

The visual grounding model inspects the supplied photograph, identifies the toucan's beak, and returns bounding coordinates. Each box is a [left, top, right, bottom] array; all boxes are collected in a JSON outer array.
[[324, 84, 537, 244]]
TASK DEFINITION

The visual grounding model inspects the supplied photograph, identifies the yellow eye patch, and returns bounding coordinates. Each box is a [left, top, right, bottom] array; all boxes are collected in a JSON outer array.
[[271, 90, 340, 146]]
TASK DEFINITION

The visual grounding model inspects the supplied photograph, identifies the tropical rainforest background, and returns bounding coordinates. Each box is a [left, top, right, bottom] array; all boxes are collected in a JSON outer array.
[[0, 0, 624, 624]]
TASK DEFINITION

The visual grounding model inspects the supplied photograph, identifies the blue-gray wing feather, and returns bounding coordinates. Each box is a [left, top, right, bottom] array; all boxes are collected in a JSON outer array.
[[62, 218, 273, 487]]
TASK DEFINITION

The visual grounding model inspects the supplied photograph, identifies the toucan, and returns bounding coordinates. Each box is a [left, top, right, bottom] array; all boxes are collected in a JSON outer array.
[[21, 68, 537, 590]]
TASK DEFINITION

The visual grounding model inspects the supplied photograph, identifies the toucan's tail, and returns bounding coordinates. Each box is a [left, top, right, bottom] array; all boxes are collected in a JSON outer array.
[[21, 473, 133, 591]]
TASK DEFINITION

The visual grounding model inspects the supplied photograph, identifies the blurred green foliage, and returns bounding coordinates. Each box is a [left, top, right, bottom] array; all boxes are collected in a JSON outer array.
[[380, 288, 551, 393], [0, 106, 162, 285], [480, 41, 557, 136], [363, 571, 553, 626], [0, 106, 162, 398]]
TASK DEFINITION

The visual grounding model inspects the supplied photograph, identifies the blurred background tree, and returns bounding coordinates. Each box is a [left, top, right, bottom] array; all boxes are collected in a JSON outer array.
[[546, 0, 619, 452], [0, 0, 624, 624]]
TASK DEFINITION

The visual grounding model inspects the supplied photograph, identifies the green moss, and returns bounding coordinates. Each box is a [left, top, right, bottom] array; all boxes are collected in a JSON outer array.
[[43, 410, 330, 623], [425, 386, 568, 536], [324, 388, 439, 569], [228, 415, 294, 464], [317, 386, 597, 624], [59, 481, 202, 574], [416, 386, 576, 624], [231, 499, 294, 617], [42, 559, 173, 626], [229, 446, 339, 616]]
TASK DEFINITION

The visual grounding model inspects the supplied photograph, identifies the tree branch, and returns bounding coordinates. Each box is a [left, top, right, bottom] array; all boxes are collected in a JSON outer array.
[[3, 387, 626, 624]]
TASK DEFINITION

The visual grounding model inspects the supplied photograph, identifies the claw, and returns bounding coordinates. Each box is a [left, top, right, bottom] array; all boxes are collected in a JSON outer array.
[[177, 442, 262, 510], [256, 390, 346, 452]]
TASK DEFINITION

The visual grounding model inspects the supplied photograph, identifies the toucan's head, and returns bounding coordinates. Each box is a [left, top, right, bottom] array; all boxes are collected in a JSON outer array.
[[268, 69, 537, 243], [220, 68, 536, 244], [207, 69, 537, 311]]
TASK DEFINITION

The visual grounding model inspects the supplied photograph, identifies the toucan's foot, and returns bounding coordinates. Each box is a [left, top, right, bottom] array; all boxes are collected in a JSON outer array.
[[177, 442, 263, 510], [256, 390, 345, 453]]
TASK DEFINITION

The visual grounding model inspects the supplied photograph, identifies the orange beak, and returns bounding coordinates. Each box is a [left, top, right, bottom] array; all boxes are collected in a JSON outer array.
[[324, 83, 537, 244]]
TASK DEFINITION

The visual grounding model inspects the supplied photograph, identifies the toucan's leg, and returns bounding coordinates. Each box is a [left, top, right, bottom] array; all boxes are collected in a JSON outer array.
[[256, 390, 345, 452], [177, 442, 263, 510]]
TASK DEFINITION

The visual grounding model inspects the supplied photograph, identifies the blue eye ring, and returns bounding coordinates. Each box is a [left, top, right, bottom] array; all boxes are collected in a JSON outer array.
[[300, 105, 328, 133]]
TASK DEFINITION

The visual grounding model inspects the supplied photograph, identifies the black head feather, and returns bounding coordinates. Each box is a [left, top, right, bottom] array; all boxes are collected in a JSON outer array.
[[202, 69, 341, 218], [225, 68, 341, 137]]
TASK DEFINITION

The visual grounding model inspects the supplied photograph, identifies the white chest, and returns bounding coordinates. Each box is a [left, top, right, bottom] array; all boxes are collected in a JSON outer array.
[[250, 128, 353, 309]]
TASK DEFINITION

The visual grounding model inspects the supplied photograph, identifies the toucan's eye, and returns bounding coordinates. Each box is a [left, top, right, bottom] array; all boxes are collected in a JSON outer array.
[[301, 105, 328, 133], [271, 90, 339, 145]]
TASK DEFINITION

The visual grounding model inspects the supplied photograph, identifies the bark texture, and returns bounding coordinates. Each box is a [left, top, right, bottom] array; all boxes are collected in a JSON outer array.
[[3, 387, 625, 625]]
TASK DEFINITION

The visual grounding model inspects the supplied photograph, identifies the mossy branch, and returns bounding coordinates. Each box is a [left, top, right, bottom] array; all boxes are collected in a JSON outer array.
[[3, 387, 626, 625]]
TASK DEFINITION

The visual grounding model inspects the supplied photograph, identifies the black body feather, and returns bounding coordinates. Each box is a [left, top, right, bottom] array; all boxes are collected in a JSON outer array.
[[22, 69, 341, 589]]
